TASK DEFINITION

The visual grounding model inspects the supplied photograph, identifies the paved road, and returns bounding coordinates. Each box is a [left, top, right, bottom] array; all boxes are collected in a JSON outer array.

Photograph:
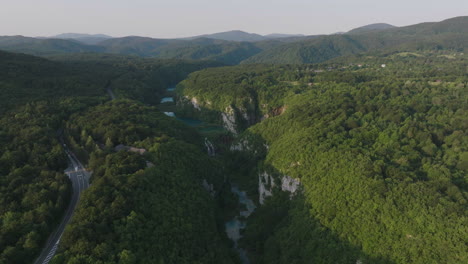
[[33, 147, 90, 264]]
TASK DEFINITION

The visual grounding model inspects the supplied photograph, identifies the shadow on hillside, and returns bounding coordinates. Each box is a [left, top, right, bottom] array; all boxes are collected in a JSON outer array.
[[240, 183, 395, 264]]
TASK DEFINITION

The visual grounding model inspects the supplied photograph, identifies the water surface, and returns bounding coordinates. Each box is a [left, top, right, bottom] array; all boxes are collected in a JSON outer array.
[[225, 185, 256, 264], [164, 112, 176, 117], [160, 97, 174, 103]]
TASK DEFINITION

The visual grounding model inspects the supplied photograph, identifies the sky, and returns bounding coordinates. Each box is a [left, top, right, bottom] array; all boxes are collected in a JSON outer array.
[[0, 0, 467, 38]]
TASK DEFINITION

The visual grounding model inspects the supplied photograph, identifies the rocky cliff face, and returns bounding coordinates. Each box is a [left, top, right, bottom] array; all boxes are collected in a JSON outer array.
[[179, 94, 269, 134], [188, 96, 202, 110], [258, 171, 301, 205], [222, 106, 238, 134]]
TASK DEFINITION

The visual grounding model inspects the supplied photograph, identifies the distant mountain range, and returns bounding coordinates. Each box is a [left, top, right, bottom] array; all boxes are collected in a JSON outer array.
[[52, 33, 112, 39], [46, 31, 306, 43], [182, 30, 306, 42], [49, 33, 113, 45], [183, 30, 266, 42], [0, 16, 466, 64]]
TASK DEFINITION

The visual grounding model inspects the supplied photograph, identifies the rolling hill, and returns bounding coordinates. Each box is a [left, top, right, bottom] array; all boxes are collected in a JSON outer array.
[[97, 36, 266, 64], [184, 30, 266, 42], [241, 16, 468, 64], [0, 16, 466, 65], [0, 36, 103, 55], [50, 33, 113, 45], [347, 23, 396, 34]]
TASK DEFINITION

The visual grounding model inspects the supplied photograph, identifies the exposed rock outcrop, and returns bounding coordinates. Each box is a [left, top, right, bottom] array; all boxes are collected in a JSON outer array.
[[230, 139, 251, 151], [188, 96, 201, 110], [259, 172, 275, 204], [258, 171, 301, 204], [222, 106, 237, 134]]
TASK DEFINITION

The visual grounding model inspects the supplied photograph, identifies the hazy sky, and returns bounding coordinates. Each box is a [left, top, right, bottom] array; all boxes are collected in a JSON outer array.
[[0, 0, 467, 38]]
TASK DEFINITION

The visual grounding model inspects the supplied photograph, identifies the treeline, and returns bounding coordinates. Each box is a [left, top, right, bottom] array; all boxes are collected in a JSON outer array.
[[180, 52, 467, 263], [52, 100, 237, 264]]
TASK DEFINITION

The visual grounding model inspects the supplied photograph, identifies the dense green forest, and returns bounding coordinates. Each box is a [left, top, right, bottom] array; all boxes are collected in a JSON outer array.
[[242, 16, 468, 64], [178, 51, 468, 263], [0, 51, 107, 113], [51, 100, 236, 264], [0, 51, 228, 264], [1, 15, 467, 264], [0, 36, 104, 56], [0, 99, 100, 264], [49, 53, 223, 104], [0, 36, 266, 65], [0, 50, 221, 113]]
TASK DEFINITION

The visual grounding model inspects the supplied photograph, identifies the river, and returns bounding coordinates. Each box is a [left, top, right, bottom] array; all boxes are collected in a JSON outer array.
[[225, 185, 256, 264]]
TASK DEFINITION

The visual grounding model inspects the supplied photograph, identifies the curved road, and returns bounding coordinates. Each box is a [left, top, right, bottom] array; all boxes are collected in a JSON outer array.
[[35, 82, 114, 264], [33, 146, 90, 264]]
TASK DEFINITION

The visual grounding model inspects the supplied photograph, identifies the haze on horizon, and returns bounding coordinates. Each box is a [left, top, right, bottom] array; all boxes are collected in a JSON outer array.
[[0, 0, 467, 38]]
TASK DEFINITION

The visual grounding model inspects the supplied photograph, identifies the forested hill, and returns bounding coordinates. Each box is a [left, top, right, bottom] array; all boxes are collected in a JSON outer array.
[[241, 16, 468, 64], [177, 51, 468, 263], [183, 30, 266, 42], [0, 50, 223, 114], [52, 100, 236, 263], [97, 37, 263, 65], [1, 16, 465, 65], [0, 51, 231, 264], [347, 23, 396, 34], [0, 50, 108, 113], [0, 36, 103, 55]]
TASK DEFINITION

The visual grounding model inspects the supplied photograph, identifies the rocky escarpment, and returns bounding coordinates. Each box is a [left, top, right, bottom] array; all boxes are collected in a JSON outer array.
[[258, 171, 300, 204], [230, 137, 300, 204], [178, 93, 285, 134], [221, 106, 238, 134]]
